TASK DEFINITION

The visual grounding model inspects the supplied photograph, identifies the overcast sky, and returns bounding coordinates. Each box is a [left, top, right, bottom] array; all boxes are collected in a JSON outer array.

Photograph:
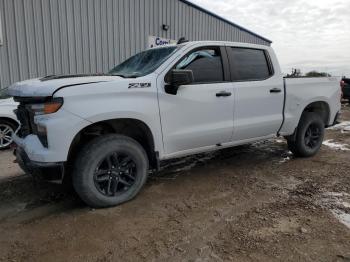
[[188, 0, 350, 77]]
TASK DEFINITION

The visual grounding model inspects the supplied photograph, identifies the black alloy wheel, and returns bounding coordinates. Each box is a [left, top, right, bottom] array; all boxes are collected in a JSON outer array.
[[304, 124, 322, 149], [94, 152, 137, 197]]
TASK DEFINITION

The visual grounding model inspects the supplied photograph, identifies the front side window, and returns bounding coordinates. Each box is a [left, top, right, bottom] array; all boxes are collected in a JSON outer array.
[[229, 47, 272, 81], [109, 46, 178, 78], [176, 47, 224, 83]]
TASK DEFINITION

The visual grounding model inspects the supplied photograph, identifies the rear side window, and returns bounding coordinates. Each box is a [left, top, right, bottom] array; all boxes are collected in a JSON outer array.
[[229, 48, 272, 81], [176, 48, 224, 83]]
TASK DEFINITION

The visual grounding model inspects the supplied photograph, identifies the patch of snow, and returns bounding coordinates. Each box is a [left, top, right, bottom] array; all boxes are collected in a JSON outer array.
[[279, 156, 290, 163], [321, 192, 350, 230], [332, 210, 350, 229], [275, 139, 285, 143], [279, 151, 293, 163], [322, 139, 350, 151], [327, 121, 350, 131], [324, 192, 349, 197]]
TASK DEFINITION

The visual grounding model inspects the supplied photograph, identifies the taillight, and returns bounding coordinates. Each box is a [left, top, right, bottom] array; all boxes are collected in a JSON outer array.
[[341, 80, 345, 89], [340, 80, 345, 99]]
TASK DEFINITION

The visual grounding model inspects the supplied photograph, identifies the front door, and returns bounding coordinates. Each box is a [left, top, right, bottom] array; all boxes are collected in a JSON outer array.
[[158, 46, 234, 155]]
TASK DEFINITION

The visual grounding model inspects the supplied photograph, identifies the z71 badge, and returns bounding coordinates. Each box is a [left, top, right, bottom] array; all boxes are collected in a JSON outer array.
[[128, 83, 151, 89]]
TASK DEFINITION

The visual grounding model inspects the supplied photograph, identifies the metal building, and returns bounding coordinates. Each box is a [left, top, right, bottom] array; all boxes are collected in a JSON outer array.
[[0, 0, 271, 89]]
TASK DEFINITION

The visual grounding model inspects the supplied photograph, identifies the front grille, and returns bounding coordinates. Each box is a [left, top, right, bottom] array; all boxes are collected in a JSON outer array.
[[15, 105, 32, 138], [14, 97, 47, 138], [15, 104, 48, 146], [13, 96, 52, 147]]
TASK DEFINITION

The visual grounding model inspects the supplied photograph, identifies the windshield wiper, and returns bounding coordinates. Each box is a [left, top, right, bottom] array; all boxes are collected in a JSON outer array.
[[109, 73, 140, 78], [110, 73, 127, 78]]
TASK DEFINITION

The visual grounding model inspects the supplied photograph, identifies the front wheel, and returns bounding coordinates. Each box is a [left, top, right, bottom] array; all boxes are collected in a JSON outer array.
[[73, 134, 149, 208], [287, 112, 325, 157]]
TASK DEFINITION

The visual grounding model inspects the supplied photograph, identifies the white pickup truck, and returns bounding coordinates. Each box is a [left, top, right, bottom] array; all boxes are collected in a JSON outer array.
[[8, 41, 341, 207]]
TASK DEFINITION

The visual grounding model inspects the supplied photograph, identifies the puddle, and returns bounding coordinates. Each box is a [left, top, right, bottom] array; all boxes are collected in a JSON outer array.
[[158, 137, 292, 178], [251, 138, 292, 163], [322, 140, 350, 151], [159, 151, 218, 177], [0, 202, 27, 221], [321, 192, 350, 229]]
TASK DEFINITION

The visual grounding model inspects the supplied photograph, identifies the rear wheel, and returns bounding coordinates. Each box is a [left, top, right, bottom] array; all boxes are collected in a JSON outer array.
[[0, 120, 17, 150], [73, 134, 149, 208], [287, 112, 325, 157]]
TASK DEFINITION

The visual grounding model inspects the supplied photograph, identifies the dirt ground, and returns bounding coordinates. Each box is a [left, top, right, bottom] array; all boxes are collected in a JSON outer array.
[[0, 104, 350, 262]]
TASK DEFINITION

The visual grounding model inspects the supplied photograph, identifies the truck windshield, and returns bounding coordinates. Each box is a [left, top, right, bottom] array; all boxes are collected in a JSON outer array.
[[109, 46, 178, 78]]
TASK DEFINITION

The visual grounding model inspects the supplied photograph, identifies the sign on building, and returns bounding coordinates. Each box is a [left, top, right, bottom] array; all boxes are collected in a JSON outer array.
[[148, 36, 176, 48]]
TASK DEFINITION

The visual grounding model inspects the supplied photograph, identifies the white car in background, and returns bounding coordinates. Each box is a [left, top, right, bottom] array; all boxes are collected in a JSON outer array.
[[0, 88, 19, 149]]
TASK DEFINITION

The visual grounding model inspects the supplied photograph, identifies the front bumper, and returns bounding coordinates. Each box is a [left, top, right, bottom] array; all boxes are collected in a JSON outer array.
[[13, 108, 91, 163], [15, 146, 65, 181], [13, 133, 61, 163], [15, 145, 63, 169]]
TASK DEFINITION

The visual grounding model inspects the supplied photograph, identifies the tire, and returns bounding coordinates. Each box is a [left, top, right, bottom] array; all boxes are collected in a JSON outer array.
[[287, 112, 325, 157], [72, 134, 149, 208], [0, 120, 17, 150]]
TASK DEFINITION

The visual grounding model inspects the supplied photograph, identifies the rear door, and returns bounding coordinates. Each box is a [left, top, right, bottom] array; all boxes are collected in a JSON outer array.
[[226, 46, 284, 141]]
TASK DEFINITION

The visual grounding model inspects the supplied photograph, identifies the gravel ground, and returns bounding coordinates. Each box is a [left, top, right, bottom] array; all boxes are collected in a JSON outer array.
[[0, 103, 349, 262], [0, 150, 23, 179]]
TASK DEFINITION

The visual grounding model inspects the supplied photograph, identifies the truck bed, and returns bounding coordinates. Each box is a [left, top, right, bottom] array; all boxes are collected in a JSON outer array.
[[279, 77, 341, 135]]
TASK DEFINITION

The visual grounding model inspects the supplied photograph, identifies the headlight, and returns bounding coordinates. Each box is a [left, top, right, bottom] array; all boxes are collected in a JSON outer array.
[[30, 97, 63, 115]]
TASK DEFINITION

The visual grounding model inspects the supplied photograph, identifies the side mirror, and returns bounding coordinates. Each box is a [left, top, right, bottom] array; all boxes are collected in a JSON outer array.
[[165, 69, 194, 95]]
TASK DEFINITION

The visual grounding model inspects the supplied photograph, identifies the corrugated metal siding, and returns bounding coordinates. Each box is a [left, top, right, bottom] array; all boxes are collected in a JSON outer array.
[[0, 0, 271, 89]]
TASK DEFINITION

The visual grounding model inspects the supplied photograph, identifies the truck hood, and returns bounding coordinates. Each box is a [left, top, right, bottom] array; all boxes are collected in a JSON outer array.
[[7, 75, 120, 97]]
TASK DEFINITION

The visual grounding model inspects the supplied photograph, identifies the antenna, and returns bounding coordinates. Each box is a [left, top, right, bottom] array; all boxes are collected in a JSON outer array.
[[177, 37, 189, 44]]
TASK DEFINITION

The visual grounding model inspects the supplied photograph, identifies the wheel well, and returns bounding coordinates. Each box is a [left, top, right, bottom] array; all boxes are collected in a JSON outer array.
[[67, 119, 158, 170], [303, 101, 330, 126], [0, 117, 19, 128]]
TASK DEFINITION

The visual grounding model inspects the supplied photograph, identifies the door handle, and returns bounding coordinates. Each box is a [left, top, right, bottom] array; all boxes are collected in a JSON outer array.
[[216, 91, 232, 97], [270, 88, 281, 93]]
